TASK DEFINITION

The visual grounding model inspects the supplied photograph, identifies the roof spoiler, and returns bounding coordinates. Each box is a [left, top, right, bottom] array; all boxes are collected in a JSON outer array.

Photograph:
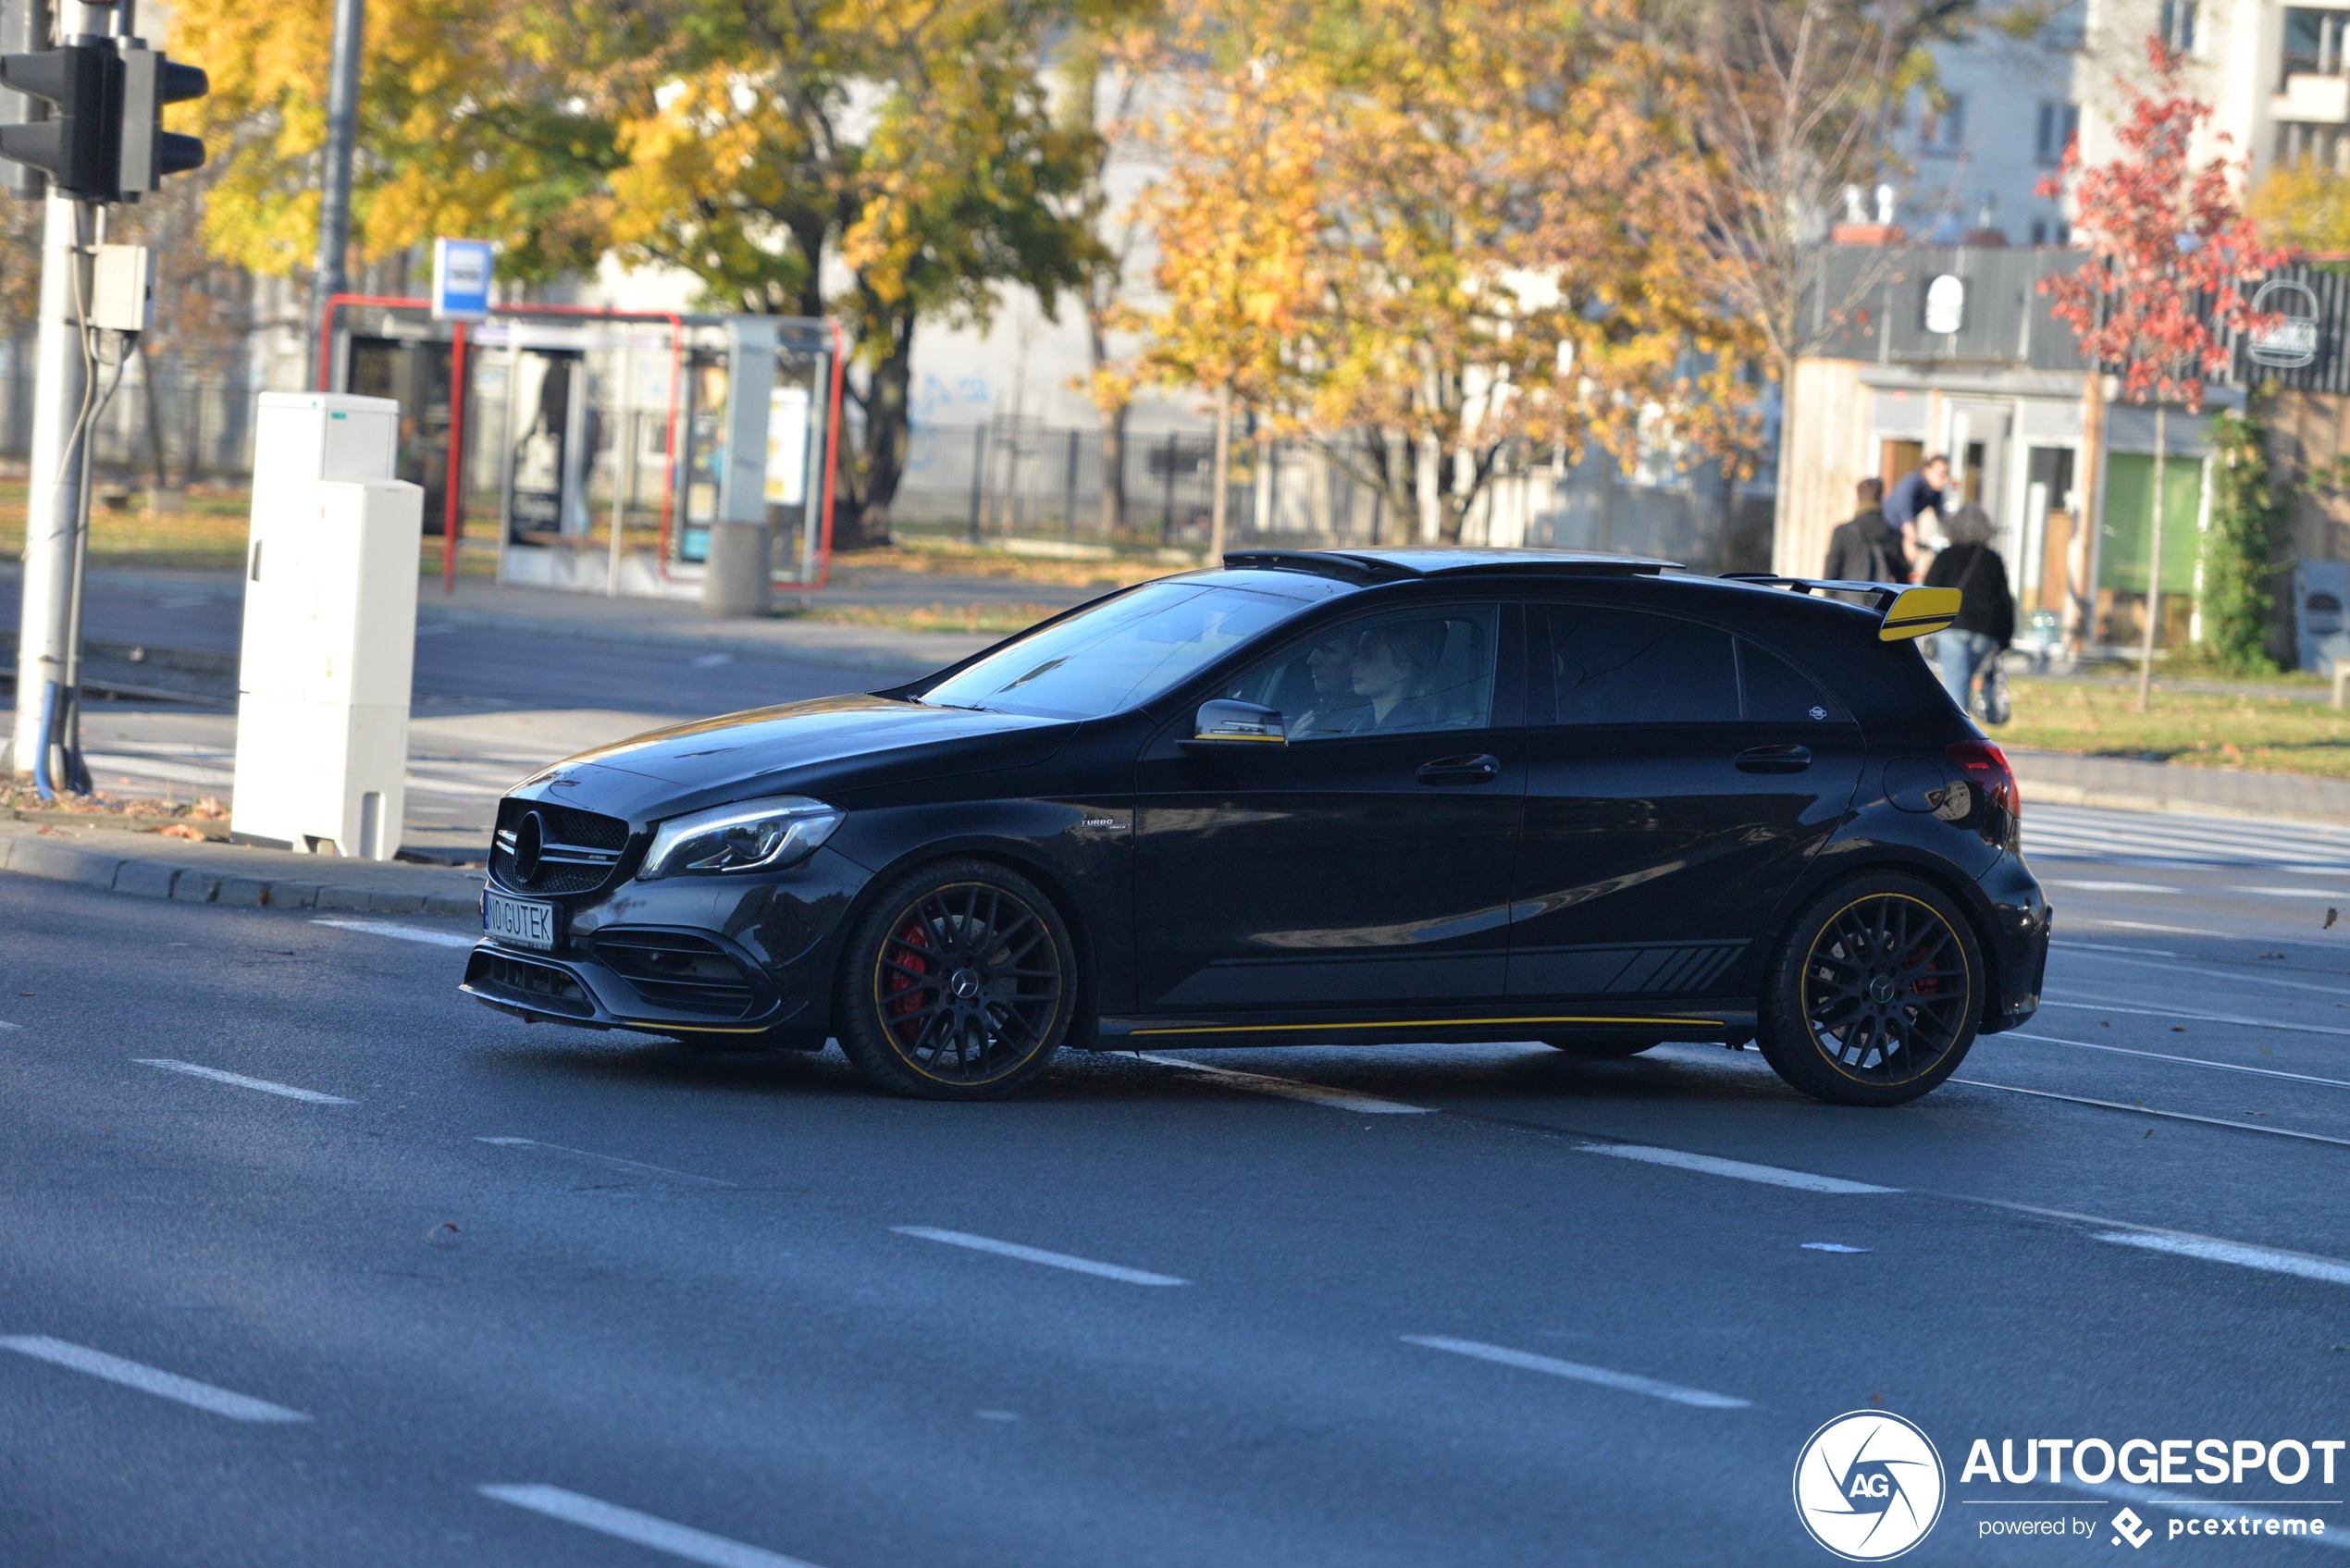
[[1718, 574, 1962, 643]]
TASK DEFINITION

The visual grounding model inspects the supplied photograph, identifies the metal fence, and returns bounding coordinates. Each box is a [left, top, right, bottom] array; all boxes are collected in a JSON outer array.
[[0, 349, 259, 485], [891, 419, 1775, 574]]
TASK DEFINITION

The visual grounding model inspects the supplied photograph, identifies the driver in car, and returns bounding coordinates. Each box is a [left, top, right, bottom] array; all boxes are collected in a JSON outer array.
[[1288, 633, 1369, 738]]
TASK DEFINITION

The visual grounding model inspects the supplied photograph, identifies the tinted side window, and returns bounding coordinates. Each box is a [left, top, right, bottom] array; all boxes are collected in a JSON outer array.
[[1227, 605, 1500, 741], [1738, 639, 1849, 723], [1547, 607, 1738, 726]]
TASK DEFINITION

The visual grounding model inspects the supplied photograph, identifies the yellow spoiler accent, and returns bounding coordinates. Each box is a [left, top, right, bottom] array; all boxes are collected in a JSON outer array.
[[1879, 586, 1960, 642]]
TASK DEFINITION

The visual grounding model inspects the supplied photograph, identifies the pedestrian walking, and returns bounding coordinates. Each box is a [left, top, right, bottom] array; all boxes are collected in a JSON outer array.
[[1923, 503, 2015, 721], [1882, 454, 1949, 582], [1823, 477, 1911, 583]]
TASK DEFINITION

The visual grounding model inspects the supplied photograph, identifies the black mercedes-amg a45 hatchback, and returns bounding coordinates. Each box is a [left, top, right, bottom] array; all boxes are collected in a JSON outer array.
[[463, 549, 2048, 1105]]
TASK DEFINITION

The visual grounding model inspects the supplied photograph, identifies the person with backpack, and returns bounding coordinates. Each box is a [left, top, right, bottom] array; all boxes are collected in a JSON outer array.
[[1823, 477, 1913, 583], [1923, 503, 2016, 721]]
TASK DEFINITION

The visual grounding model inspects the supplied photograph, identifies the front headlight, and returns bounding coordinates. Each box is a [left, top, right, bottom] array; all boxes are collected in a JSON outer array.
[[637, 796, 844, 880]]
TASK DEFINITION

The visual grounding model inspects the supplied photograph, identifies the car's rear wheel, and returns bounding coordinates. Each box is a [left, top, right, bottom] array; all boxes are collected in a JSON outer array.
[[1757, 872, 1983, 1106], [835, 858, 1076, 1100], [1540, 1036, 1658, 1059]]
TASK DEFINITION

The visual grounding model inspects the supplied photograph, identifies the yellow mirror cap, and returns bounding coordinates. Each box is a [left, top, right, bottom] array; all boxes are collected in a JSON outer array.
[[1880, 586, 1960, 641]]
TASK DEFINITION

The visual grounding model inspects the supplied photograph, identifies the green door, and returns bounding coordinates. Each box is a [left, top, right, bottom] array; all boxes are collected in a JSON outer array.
[[2098, 453, 2206, 596]]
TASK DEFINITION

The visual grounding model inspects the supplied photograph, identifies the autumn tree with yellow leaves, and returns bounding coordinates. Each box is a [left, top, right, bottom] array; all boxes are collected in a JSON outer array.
[[169, 0, 624, 286], [1133, 0, 1762, 546], [600, 0, 1102, 549]]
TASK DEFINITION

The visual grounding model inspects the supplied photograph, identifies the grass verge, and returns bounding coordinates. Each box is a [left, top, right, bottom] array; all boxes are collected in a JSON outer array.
[[2004, 676, 2350, 779]]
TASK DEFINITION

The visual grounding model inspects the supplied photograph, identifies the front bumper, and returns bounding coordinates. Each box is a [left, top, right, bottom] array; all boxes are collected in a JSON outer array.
[[459, 845, 870, 1040]]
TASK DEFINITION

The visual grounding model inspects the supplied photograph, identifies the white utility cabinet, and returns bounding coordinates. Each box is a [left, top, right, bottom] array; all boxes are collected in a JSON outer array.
[[229, 393, 423, 860]]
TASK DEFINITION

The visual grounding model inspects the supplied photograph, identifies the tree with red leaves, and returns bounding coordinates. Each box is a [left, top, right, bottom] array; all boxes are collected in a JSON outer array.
[[2038, 38, 2278, 706]]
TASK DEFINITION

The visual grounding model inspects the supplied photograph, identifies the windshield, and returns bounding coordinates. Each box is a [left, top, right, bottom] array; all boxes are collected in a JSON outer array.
[[920, 579, 1321, 721]]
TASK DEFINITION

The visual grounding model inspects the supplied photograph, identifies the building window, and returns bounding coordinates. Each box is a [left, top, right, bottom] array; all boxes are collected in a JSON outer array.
[[2159, 0, 2197, 53], [1919, 93, 1967, 156], [2277, 119, 2349, 169], [2282, 8, 2348, 85], [2035, 101, 2079, 164], [2028, 218, 2072, 246]]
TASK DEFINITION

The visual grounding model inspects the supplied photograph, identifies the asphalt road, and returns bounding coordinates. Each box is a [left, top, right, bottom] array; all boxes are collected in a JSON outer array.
[[5, 802, 2350, 1565]]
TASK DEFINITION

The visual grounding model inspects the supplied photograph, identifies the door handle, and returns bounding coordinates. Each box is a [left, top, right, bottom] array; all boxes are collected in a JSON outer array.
[[1417, 753, 1502, 784], [1735, 744, 1813, 774]]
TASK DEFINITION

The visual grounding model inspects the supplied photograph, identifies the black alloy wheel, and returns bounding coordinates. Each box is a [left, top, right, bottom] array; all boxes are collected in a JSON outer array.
[[836, 858, 1076, 1099], [1757, 872, 1984, 1106]]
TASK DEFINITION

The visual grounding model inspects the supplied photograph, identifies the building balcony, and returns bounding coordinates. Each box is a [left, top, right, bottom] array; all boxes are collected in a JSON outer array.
[[2275, 71, 2350, 124]]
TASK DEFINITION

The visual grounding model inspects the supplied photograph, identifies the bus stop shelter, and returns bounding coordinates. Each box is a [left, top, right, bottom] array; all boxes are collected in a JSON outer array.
[[318, 298, 844, 598]]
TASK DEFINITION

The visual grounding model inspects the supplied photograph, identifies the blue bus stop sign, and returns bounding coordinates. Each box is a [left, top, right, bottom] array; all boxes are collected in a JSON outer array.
[[432, 239, 494, 322]]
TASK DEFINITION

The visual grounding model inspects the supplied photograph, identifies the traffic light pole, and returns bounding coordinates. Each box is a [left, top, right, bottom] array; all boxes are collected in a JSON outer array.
[[6, 0, 109, 786], [6, 184, 93, 788]]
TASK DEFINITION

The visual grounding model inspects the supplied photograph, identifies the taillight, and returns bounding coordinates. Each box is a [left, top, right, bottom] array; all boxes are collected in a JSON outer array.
[[1947, 740, 2019, 821]]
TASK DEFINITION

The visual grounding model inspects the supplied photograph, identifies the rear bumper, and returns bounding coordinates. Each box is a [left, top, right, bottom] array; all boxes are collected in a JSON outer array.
[[1973, 852, 2049, 1035]]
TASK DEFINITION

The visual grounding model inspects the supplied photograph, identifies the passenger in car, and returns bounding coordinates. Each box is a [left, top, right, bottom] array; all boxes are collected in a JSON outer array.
[[1289, 633, 1369, 738], [1352, 622, 1448, 731]]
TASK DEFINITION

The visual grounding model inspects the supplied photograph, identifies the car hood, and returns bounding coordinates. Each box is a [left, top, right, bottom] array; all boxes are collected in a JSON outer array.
[[510, 694, 1071, 821]]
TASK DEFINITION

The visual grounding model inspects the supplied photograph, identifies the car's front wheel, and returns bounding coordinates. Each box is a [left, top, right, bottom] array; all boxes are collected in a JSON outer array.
[[1756, 872, 1984, 1106], [835, 858, 1077, 1100]]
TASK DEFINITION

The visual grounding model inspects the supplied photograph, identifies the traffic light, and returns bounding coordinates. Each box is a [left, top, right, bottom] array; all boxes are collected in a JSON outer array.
[[0, 40, 104, 198], [114, 43, 204, 198], [0, 0, 47, 197]]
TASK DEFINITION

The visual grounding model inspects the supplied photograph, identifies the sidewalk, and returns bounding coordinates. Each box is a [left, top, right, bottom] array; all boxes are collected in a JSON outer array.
[[2009, 747, 2350, 826], [0, 816, 483, 915]]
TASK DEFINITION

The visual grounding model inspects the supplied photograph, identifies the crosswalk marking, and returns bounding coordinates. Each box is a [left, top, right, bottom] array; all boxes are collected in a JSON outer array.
[[2023, 802, 2350, 871]]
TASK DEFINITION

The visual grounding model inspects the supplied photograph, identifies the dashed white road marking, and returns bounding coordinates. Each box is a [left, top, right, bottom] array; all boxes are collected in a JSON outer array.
[[0, 1019, 19, 1031], [0, 1336, 309, 1423], [1401, 1336, 1751, 1410], [2044, 997, 2350, 1040], [478, 1484, 823, 1568], [892, 1226, 1189, 1287], [2051, 946, 2350, 998], [313, 918, 476, 949], [476, 1136, 736, 1188], [2093, 1231, 2350, 1290], [2001, 1030, 2350, 1091], [690, 651, 736, 669], [2230, 885, 2349, 899], [2066, 918, 2223, 937], [2047, 879, 2181, 895], [135, 1058, 353, 1105], [1576, 1141, 1897, 1195], [1953, 1079, 2350, 1150], [1133, 1053, 1434, 1114]]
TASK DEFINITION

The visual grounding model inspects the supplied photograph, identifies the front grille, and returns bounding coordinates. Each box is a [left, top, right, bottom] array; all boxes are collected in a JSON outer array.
[[489, 798, 631, 895], [592, 930, 761, 1019], [466, 950, 597, 1018]]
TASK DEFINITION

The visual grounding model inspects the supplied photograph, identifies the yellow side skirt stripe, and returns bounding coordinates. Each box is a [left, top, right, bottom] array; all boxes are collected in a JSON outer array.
[[1130, 1013, 1725, 1038]]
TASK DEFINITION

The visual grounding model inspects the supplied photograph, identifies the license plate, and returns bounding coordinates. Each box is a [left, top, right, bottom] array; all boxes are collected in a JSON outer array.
[[483, 891, 559, 951]]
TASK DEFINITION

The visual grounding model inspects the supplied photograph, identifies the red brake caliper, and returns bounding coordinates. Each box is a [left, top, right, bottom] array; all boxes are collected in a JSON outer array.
[[885, 920, 931, 1043]]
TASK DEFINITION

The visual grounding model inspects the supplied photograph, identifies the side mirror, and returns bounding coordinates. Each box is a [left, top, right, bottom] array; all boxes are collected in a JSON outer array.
[[1185, 698, 1286, 747]]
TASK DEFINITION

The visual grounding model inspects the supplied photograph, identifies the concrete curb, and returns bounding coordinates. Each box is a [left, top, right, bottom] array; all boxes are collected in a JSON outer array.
[[0, 832, 483, 918]]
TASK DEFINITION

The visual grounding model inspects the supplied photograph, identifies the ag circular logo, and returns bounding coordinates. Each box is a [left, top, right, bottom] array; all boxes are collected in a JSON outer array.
[[1793, 1410, 1945, 1561]]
